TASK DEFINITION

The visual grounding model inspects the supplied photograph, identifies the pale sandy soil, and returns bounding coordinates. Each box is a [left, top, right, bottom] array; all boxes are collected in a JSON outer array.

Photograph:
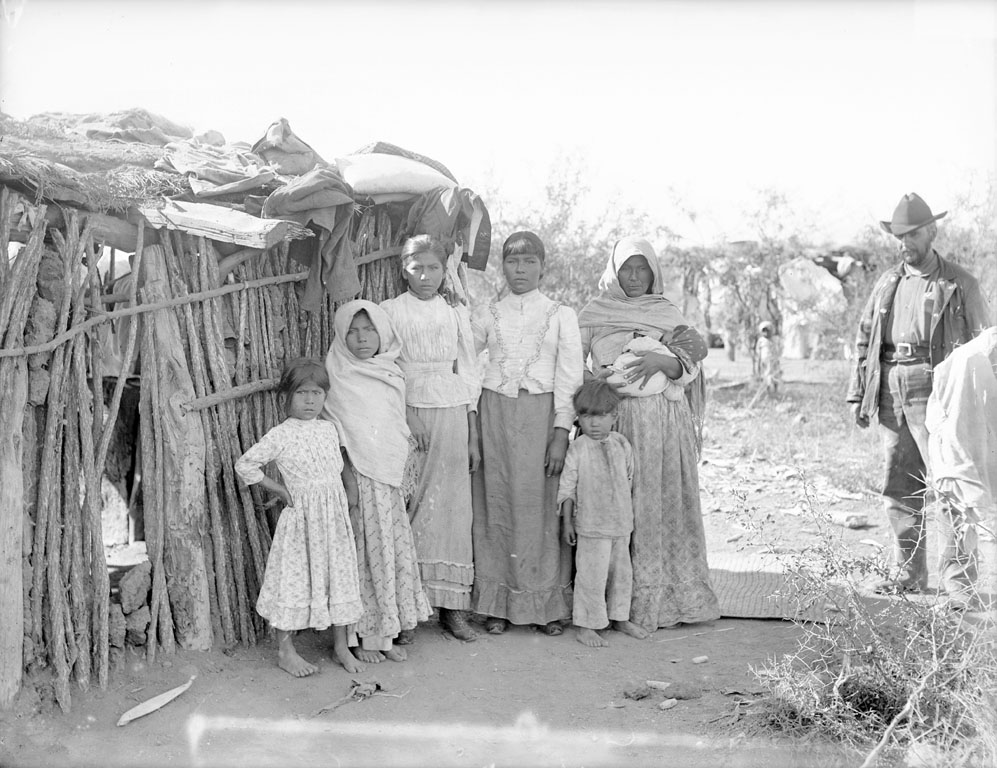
[[2, 352, 990, 768]]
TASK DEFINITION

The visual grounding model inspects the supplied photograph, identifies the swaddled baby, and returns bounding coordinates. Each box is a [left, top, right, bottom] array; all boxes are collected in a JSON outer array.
[[605, 335, 685, 399]]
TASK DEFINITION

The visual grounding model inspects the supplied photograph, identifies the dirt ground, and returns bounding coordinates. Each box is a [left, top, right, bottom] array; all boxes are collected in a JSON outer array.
[[1, 352, 990, 768]]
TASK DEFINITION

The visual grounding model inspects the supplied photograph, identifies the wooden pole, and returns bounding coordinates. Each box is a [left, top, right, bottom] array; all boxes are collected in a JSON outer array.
[[0, 195, 46, 708], [0, 271, 309, 361], [139, 246, 212, 651], [161, 233, 238, 647]]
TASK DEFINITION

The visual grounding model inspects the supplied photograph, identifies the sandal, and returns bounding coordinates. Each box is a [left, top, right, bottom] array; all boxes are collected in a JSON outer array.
[[542, 621, 563, 637], [485, 618, 507, 635]]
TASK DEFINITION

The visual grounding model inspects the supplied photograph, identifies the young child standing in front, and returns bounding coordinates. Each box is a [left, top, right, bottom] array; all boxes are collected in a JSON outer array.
[[558, 380, 650, 647], [324, 300, 431, 664], [235, 358, 365, 677]]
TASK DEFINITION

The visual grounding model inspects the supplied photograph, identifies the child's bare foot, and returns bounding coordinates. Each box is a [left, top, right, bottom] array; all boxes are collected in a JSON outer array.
[[332, 625, 365, 673], [576, 627, 609, 647], [277, 631, 318, 677], [353, 648, 384, 664], [612, 620, 650, 639], [383, 645, 407, 662], [278, 646, 318, 677]]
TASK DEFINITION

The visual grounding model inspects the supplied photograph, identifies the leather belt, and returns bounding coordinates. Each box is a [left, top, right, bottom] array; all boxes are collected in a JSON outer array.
[[881, 342, 930, 364]]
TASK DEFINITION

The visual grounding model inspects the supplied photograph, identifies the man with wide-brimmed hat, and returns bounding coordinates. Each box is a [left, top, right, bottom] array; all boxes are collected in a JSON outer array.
[[846, 193, 990, 603]]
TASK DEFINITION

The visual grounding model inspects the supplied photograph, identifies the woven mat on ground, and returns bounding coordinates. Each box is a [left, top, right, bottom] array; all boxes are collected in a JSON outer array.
[[709, 551, 838, 623], [709, 552, 997, 623]]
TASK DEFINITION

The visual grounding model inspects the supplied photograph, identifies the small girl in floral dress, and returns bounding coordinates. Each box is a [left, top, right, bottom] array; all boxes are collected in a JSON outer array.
[[324, 300, 432, 664], [235, 358, 365, 677]]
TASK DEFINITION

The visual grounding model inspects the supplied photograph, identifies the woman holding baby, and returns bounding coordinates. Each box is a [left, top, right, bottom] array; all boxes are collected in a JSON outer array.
[[577, 236, 719, 632]]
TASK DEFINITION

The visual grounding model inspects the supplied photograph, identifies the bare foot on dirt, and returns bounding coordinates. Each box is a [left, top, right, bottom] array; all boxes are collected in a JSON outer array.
[[331, 626, 365, 673], [277, 631, 318, 677], [576, 628, 609, 647], [383, 645, 407, 662], [612, 620, 651, 639], [353, 648, 384, 664]]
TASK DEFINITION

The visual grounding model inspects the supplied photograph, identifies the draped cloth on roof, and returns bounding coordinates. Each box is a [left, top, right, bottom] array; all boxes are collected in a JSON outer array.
[[578, 236, 708, 454], [323, 300, 412, 488], [263, 165, 359, 310]]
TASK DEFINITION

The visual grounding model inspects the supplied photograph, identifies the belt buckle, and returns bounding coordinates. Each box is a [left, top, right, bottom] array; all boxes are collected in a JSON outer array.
[[895, 342, 914, 358]]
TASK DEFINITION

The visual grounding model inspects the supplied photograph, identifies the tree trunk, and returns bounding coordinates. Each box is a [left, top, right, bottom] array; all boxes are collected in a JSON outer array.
[[140, 246, 213, 650]]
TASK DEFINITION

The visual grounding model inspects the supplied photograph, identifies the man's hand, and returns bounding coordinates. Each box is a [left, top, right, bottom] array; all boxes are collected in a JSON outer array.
[[851, 402, 869, 429]]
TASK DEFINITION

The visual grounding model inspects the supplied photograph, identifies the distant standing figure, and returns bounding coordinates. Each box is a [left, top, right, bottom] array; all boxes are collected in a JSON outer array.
[[235, 358, 364, 677], [755, 321, 782, 395], [846, 193, 991, 596], [558, 380, 650, 647]]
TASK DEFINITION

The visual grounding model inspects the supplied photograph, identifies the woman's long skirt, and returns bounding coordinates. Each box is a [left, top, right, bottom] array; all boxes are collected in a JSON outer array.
[[471, 389, 572, 625], [616, 391, 720, 630], [407, 405, 474, 610]]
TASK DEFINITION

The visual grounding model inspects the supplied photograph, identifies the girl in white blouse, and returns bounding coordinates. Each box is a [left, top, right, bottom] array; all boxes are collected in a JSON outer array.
[[470, 231, 583, 636], [381, 236, 481, 642]]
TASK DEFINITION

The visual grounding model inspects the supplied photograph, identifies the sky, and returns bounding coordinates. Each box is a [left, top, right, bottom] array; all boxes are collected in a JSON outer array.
[[0, 0, 994, 246]]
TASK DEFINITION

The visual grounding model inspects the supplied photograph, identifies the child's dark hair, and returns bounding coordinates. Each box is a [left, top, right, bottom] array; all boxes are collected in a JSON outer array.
[[502, 231, 546, 264], [277, 357, 330, 404], [572, 380, 621, 416], [400, 234, 448, 269]]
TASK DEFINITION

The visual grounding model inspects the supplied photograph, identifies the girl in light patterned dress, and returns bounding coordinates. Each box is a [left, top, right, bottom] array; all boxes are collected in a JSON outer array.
[[235, 358, 364, 678], [324, 300, 432, 664]]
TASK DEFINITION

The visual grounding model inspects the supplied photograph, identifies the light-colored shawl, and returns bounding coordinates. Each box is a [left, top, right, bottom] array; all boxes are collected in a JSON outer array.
[[578, 236, 708, 457], [324, 300, 411, 487], [579, 236, 689, 339]]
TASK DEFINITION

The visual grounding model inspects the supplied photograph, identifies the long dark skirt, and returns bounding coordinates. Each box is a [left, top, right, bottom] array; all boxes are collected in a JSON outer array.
[[471, 389, 572, 625]]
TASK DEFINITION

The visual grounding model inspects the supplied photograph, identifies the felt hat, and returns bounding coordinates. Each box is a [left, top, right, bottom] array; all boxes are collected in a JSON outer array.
[[879, 193, 947, 236]]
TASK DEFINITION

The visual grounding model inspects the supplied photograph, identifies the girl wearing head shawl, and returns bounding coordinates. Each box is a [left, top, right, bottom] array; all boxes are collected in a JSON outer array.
[[577, 236, 719, 631], [324, 300, 431, 663], [469, 232, 583, 635]]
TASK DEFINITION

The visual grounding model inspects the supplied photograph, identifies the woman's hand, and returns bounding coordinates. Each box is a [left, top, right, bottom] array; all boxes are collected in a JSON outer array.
[[622, 350, 682, 388], [545, 428, 569, 477], [467, 412, 481, 473], [407, 408, 430, 452]]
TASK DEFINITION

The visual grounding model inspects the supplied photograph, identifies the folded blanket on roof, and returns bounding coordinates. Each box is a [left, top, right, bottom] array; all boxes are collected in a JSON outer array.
[[157, 140, 277, 199], [262, 166, 359, 309], [252, 118, 324, 176], [351, 141, 457, 183]]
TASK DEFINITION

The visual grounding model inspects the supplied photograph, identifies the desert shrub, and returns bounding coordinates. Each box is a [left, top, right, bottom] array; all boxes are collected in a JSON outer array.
[[730, 483, 997, 767]]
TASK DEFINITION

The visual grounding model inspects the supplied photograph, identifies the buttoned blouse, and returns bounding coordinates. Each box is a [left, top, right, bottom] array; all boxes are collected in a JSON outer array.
[[472, 289, 584, 430], [380, 292, 480, 410]]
